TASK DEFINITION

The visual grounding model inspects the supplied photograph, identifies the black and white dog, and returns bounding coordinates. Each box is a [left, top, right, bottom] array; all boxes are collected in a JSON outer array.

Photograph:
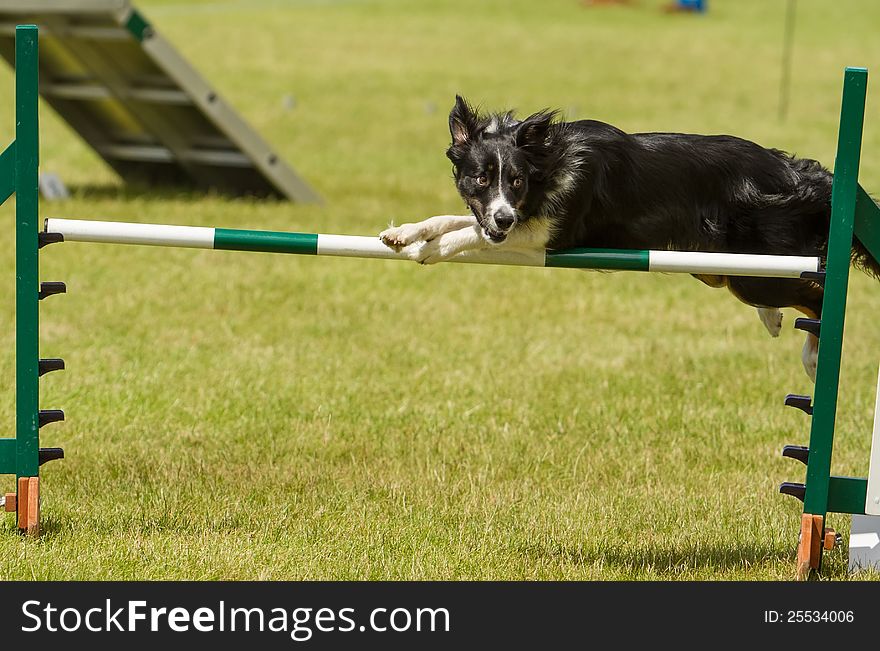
[[379, 96, 879, 380]]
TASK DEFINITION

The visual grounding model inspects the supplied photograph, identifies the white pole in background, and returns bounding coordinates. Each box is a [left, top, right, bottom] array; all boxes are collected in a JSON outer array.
[[849, 364, 880, 573]]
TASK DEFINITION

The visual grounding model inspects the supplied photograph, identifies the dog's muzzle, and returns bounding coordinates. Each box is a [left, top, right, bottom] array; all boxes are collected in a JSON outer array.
[[485, 209, 516, 243], [483, 226, 510, 244]]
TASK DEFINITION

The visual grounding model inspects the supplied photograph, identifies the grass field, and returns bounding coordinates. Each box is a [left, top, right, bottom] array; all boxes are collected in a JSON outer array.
[[2, 0, 880, 580]]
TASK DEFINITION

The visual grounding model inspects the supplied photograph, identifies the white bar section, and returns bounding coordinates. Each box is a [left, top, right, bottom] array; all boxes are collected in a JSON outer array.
[[46, 218, 215, 249], [866, 365, 880, 516], [317, 234, 546, 266], [648, 250, 819, 278], [317, 234, 393, 259]]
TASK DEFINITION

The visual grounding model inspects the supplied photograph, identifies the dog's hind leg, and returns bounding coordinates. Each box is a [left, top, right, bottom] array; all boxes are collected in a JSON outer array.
[[801, 335, 819, 383], [380, 215, 476, 251], [691, 274, 783, 337], [692, 274, 784, 338], [792, 301, 822, 383], [724, 276, 824, 381], [786, 287, 823, 382], [757, 307, 784, 337]]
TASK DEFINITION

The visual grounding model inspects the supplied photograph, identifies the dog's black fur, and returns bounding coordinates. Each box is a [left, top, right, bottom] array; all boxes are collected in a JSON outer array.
[[445, 96, 880, 320]]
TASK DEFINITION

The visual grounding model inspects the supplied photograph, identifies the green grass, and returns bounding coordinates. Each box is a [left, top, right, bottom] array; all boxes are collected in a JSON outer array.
[[2, 0, 880, 580]]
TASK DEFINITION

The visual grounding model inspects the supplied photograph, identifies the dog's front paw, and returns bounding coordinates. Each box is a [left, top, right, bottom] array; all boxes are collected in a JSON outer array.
[[380, 223, 424, 251], [408, 239, 458, 265]]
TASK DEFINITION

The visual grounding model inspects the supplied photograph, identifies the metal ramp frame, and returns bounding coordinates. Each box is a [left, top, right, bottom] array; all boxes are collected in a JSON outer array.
[[0, 0, 320, 202]]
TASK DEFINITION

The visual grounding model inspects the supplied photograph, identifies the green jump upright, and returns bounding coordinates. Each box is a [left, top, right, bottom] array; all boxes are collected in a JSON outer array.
[[15, 25, 41, 482], [0, 25, 65, 535], [807, 68, 866, 518], [781, 67, 880, 578]]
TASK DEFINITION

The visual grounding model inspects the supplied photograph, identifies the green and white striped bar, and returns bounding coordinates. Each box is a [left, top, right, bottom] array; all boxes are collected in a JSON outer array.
[[44, 218, 821, 278]]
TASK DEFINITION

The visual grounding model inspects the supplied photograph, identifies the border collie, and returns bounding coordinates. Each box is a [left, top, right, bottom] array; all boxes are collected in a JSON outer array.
[[379, 96, 880, 380]]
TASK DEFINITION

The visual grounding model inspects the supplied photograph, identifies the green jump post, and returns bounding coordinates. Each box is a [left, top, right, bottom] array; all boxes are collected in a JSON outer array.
[[15, 25, 40, 483], [791, 67, 872, 576], [805, 68, 864, 516], [0, 25, 47, 535]]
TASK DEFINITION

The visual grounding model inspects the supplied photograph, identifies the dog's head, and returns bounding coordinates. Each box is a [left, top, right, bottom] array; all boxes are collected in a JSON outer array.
[[446, 96, 560, 244]]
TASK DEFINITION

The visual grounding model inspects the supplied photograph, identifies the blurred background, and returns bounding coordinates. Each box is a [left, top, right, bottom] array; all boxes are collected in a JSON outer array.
[[4, 0, 880, 216]]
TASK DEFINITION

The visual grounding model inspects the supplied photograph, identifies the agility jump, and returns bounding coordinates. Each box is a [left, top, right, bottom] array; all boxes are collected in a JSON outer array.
[[44, 217, 821, 277], [3, 26, 880, 579]]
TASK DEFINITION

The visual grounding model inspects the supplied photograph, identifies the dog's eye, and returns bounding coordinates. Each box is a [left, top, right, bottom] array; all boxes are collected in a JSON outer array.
[[476, 175, 489, 186], [512, 177, 524, 189]]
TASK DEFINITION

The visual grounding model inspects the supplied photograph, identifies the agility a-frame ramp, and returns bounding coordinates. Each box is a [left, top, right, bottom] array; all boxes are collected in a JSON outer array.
[[0, 1, 319, 202], [3, 26, 880, 579]]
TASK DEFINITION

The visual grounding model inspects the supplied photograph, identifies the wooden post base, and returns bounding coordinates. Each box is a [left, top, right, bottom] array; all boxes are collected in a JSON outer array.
[[823, 528, 838, 551], [797, 513, 823, 580], [15, 477, 39, 537]]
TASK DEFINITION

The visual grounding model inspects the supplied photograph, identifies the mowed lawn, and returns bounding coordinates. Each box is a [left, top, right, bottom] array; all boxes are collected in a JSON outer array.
[[2, 0, 880, 580]]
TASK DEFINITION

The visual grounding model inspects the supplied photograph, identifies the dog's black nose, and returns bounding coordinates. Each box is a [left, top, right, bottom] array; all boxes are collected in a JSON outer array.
[[494, 212, 515, 230]]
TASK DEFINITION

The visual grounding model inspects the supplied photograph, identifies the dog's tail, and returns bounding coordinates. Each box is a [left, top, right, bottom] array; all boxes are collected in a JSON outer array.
[[852, 234, 880, 280], [850, 192, 880, 280], [782, 156, 880, 279]]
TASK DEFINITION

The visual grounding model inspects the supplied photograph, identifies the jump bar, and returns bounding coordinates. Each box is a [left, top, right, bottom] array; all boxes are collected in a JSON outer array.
[[44, 218, 822, 277]]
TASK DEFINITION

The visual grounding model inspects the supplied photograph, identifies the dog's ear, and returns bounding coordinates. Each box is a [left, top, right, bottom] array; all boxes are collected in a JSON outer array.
[[515, 109, 558, 149], [449, 95, 479, 146]]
